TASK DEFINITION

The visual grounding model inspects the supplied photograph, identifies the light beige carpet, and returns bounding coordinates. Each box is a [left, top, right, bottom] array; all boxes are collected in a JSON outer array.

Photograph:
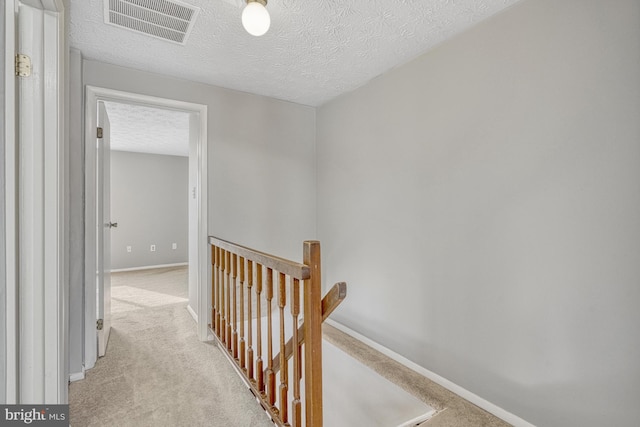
[[70, 266, 512, 427], [69, 267, 273, 427]]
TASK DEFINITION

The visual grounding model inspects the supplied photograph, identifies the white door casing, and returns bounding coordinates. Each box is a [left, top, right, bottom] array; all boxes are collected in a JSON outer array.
[[96, 102, 112, 357], [3, 0, 19, 404], [187, 112, 199, 323], [5, 0, 67, 403], [84, 86, 209, 371]]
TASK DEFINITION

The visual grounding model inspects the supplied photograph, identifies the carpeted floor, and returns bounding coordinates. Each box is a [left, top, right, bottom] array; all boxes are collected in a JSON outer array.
[[69, 267, 273, 427], [70, 266, 511, 427]]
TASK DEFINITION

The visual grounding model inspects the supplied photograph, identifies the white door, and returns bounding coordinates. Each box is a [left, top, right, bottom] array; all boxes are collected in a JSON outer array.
[[97, 102, 112, 357]]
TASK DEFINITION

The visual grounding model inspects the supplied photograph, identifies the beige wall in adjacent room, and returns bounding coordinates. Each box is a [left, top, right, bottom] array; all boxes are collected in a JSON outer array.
[[110, 151, 188, 270]]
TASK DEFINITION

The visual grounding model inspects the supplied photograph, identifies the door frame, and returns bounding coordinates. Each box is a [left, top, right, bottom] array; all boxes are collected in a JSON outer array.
[[84, 86, 209, 370], [3, 0, 66, 403], [2, 0, 18, 404]]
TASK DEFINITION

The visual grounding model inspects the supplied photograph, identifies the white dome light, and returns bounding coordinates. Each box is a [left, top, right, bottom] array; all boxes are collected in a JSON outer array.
[[242, 0, 270, 37]]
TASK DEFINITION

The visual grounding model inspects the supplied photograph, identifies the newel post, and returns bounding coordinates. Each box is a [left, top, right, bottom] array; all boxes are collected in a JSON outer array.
[[303, 241, 323, 427]]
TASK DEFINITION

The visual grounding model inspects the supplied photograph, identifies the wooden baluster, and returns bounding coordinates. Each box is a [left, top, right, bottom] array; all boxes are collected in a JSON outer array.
[[266, 268, 275, 406], [212, 246, 218, 336], [216, 248, 224, 339], [290, 277, 301, 427], [211, 246, 216, 331], [256, 264, 264, 394], [226, 251, 232, 350], [278, 272, 288, 423], [247, 261, 254, 380], [239, 256, 246, 371], [304, 241, 323, 427], [220, 249, 227, 344], [232, 253, 238, 358]]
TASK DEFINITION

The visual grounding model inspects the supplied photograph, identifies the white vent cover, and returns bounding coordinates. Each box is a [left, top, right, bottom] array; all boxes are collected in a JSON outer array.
[[104, 0, 200, 45]]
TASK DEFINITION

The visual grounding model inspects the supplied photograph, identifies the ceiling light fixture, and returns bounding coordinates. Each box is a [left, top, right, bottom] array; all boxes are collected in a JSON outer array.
[[242, 0, 270, 37]]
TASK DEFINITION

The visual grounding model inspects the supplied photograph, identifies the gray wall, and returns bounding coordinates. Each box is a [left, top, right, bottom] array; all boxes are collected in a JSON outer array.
[[316, 1, 640, 426], [110, 151, 188, 270], [82, 59, 317, 260], [67, 59, 316, 376]]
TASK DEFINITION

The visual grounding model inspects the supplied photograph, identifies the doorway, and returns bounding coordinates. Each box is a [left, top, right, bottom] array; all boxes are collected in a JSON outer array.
[[84, 87, 208, 370]]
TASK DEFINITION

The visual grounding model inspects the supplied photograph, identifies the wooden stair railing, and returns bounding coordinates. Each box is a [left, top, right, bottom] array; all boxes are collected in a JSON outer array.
[[208, 237, 347, 427], [271, 282, 346, 373]]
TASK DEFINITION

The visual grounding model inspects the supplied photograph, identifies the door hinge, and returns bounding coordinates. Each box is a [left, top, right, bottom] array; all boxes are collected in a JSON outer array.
[[97, 127, 103, 138], [15, 54, 32, 77], [97, 319, 104, 330]]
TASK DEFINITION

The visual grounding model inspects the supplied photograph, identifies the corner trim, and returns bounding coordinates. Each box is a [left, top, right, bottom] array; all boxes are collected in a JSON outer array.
[[69, 369, 85, 383], [325, 319, 536, 427], [186, 305, 198, 323]]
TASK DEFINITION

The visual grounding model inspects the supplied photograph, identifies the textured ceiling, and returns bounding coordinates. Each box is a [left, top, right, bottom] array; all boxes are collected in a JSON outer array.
[[104, 102, 190, 157], [69, 0, 522, 107]]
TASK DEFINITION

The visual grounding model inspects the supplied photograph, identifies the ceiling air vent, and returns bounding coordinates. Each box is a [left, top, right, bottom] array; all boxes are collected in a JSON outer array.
[[104, 0, 200, 45]]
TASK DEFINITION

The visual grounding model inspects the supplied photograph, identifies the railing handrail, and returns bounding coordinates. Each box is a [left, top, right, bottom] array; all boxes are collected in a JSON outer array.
[[209, 237, 346, 427], [209, 236, 310, 280]]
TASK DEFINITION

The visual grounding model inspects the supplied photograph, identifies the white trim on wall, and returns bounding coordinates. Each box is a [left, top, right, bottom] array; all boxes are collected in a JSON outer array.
[[68, 369, 85, 383], [84, 86, 208, 371], [186, 305, 198, 323], [110, 262, 188, 273], [326, 319, 537, 427]]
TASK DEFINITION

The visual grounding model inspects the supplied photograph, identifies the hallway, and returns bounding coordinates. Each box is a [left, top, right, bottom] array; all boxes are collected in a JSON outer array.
[[68, 267, 512, 427], [69, 267, 272, 427]]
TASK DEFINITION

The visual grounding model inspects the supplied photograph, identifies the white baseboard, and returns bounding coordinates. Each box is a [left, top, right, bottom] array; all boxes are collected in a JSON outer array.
[[69, 368, 85, 382], [111, 262, 188, 273], [186, 304, 198, 323], [325, 319, 536, 427]]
